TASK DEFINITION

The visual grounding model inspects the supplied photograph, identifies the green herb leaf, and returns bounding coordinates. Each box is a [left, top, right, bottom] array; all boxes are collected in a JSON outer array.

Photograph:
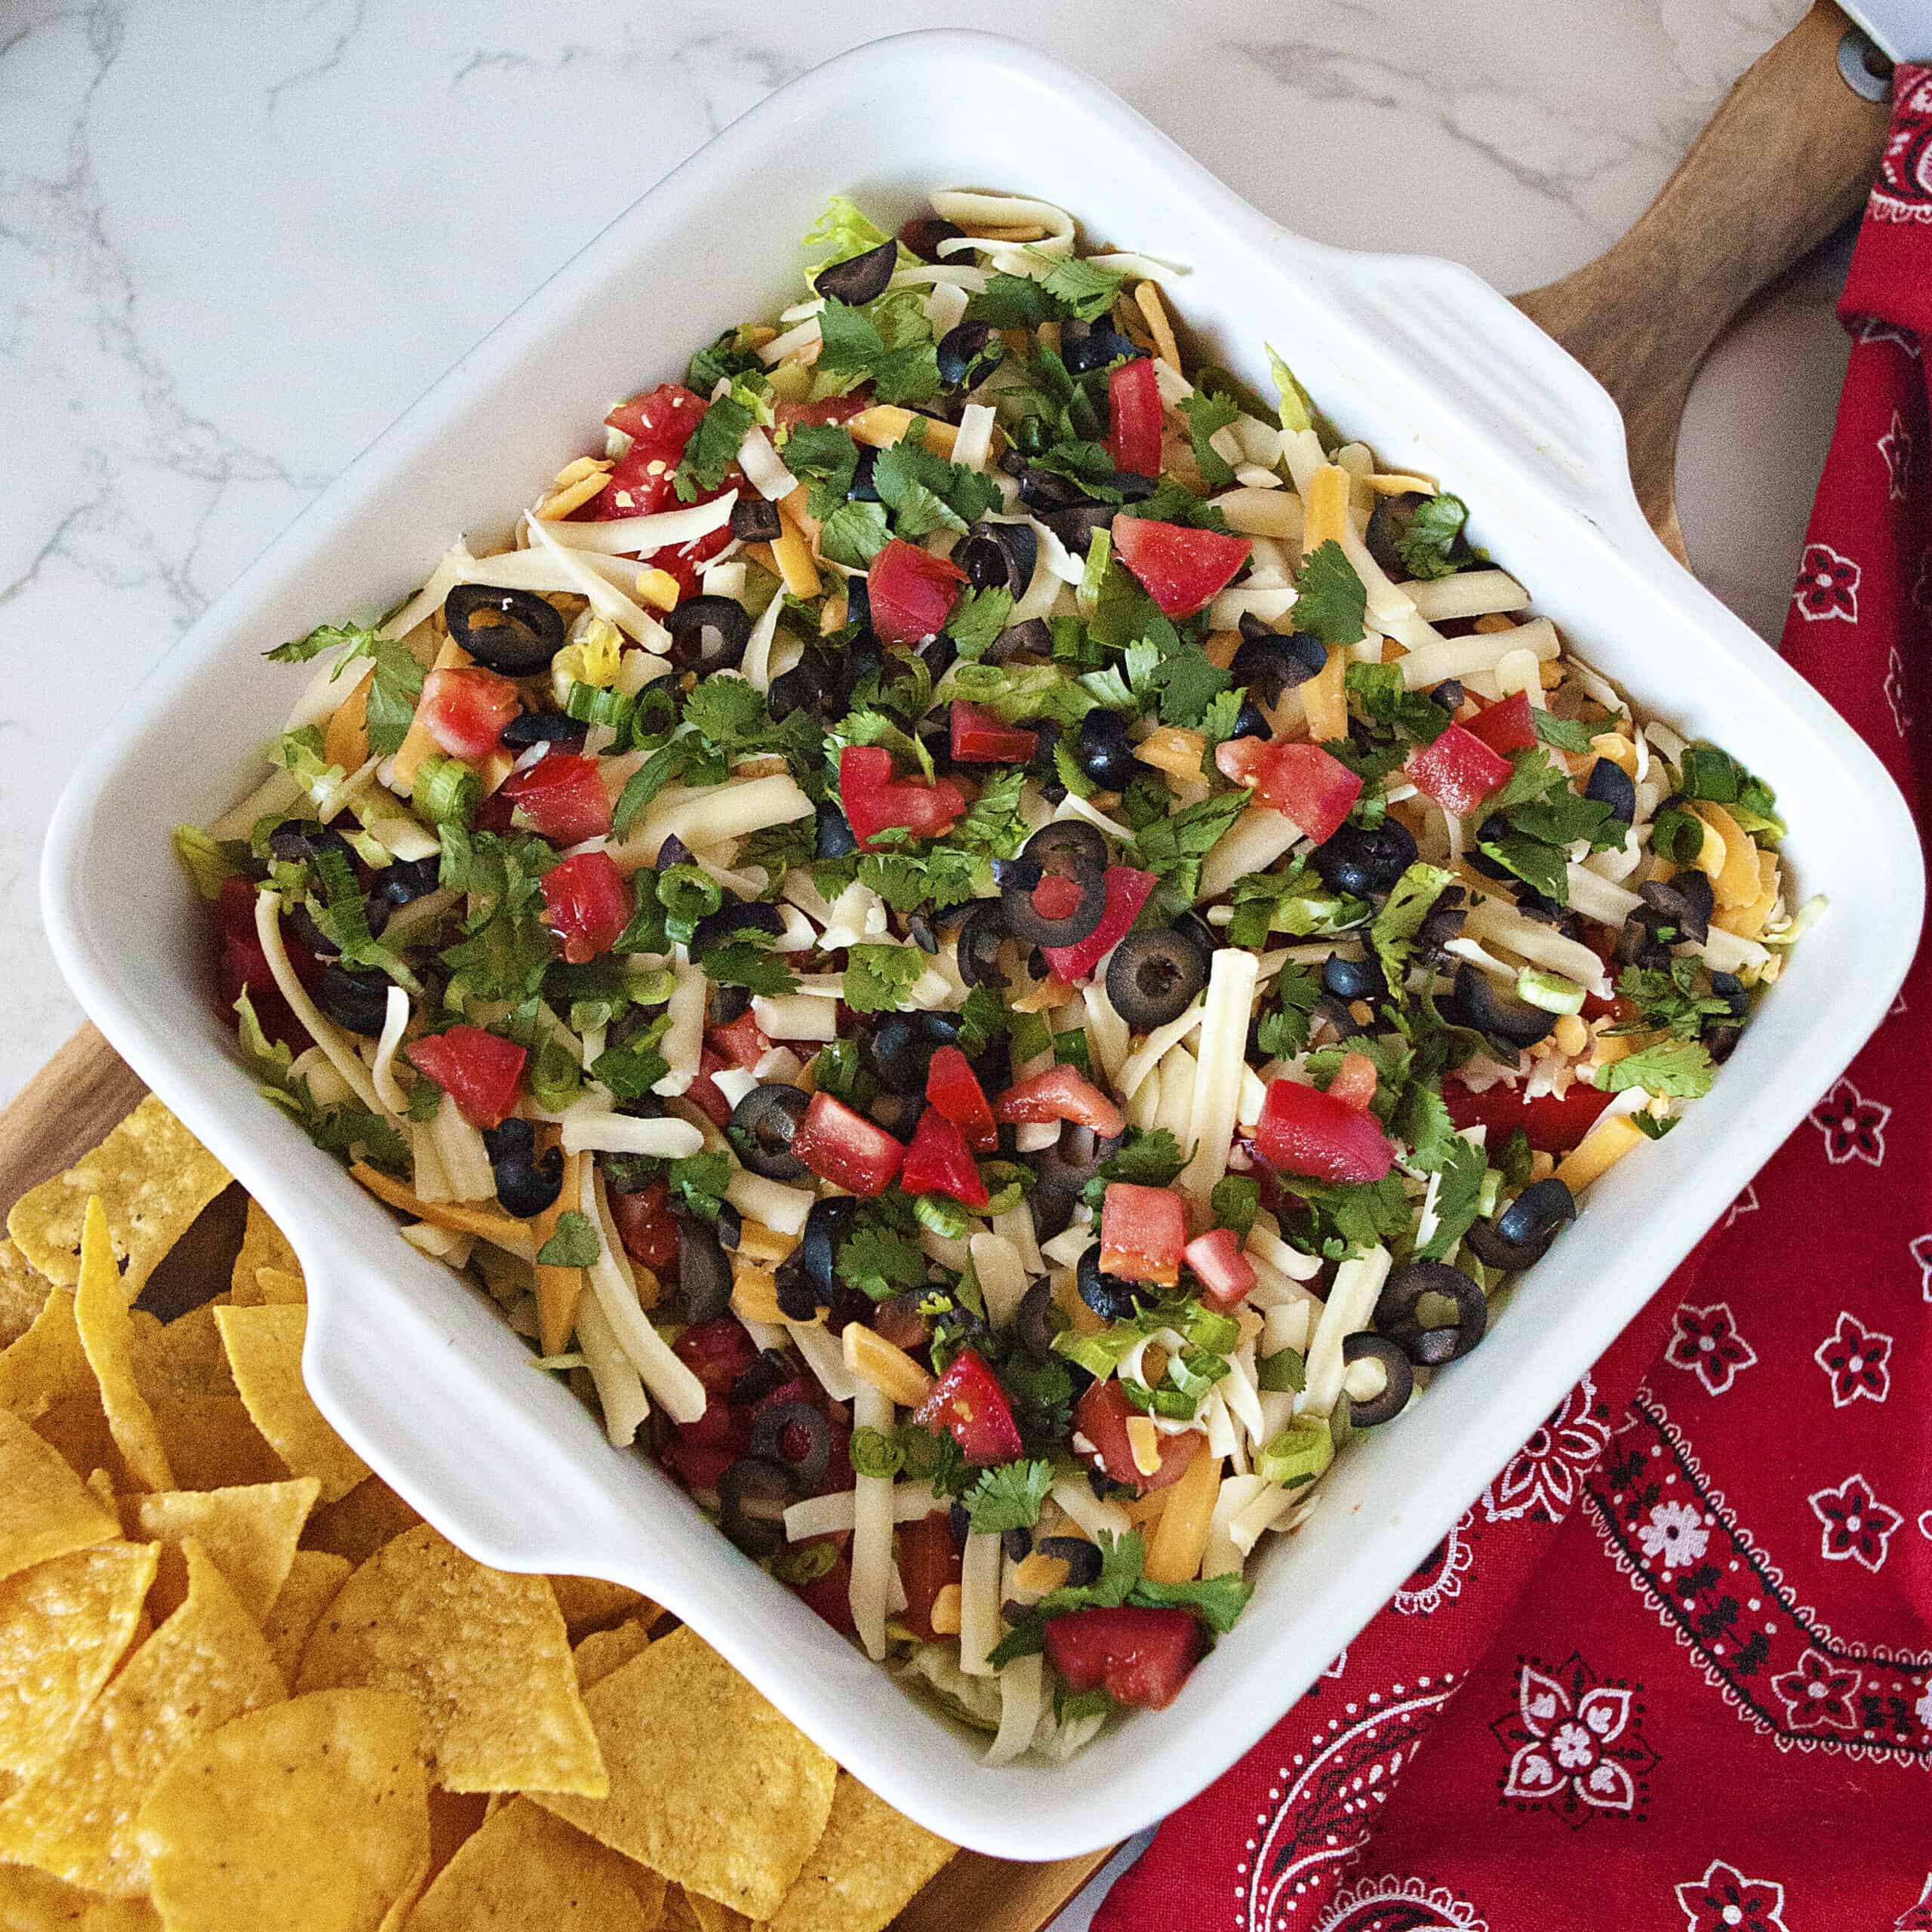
[[945, 585, 1015, 658], [1180, 389, 1242, 494], [673, 393, 752, 503], [536, 1211, 600, 1268], [1130, 790, 1252, 899], [1291, 541, 1367, 648], [1531, 711, 1598, 753], [1210, 1173, 1261, 1238], [1370, 863, 1457, 992], [1595, 1041, 1716, 1099], [961, 1459, 1055, 1534], [817, 499, 892, 570], [1415, 1134, 1487, 1260], [843, 943, 928, 1014], [1392, 494, 1469, 581]]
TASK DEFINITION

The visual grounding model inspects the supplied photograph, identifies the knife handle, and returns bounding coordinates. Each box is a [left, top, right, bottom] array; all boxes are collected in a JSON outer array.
[[1514, 0, 1891, 554]]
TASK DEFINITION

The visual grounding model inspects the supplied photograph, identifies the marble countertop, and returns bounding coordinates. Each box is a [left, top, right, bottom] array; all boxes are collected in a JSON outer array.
[[2, 0, 1850, 1107]]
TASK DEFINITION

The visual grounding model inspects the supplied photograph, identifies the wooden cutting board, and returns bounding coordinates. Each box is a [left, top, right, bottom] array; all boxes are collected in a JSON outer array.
[[2, 9, 1888, 1925]]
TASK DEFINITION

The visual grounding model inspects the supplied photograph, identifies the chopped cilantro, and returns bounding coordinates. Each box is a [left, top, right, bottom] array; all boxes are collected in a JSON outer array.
[[873, 420, 1000, 534], [1613, 958, 1734, 1040], [1531, 710, 1599, 753], [836, 1210, 928, 1303], [1180, 389, 1241, 492], [673, 392, 752, 502], [961, 1459, 1055, 1534], [1080, 1128, 1187, 1211], [265, 621, 426, 760], [945, 586, 1014, 658], [536, 1211, 600, 1269], [1345, 661, 1450, 745], [697, 942, 798, 996], [1370, 863, 1456, 992], [1130, 789, 1252, 899], [1210, 1173, 1261, 1238], [817, 499, 891, 569], [1256, 961, 1321, 1057], [1392, 493, 1469, 581], [1291, 540, 1367, 648], [843, 944, 926, 1014], [815, 298, 941, 406], [1595, 1041, 1715, 1099]]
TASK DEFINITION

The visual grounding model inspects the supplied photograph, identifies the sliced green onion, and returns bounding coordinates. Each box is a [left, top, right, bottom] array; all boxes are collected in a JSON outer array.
[[1257, 1347, 1306, 1394], [912, 1195, 974, 1240], [1515, 967, 1586, 1015], [657, 864, 723, 925], [1257, 1414, 1334, 1489]]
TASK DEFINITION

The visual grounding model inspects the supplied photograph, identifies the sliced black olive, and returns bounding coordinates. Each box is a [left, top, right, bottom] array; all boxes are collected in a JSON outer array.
[[844, 445, 880, 503], [813, 237, 897, 306], [499, 710, 589, 754], [692, 899, 786, 957], [949, 1500, 972, 1543], [729, 1084, 810, 1182], [1171, 911, 1220, 970], [676, 1219, 732, 1323], [792, 1196, 857, 1313], [873, 1292, 933, 1353], [1028, 1125, 1125, 1238], [937, 321, 1004, 389], [1001, 1525, 1034, 1563], [1466, 1178, 1577, 1272], [731, 496, 783, 541], [1584, 756, 1637, 825], [1447, 962, 1555, 1051], [315, 964, 390, 1038], [1613, 906, 1672, 970], [1077, 1243, 1139, 1323], [1342, 1331, 1415, 1426], [768, 650, 834, 722], [267, 820, 356, 869], [983, 617, 1054, 666], [482, 1118, 533, 1162], [711, 984, 752, 1027], [1062, 325, 1144, 374], [376, 855, 443, 907], [863, 1014, 958, 1091], [1017, 466, 1091, 514], [1415, 897, 1469, 955], [918, 632, 958, 687], [1706, 1023, 1743, 1063], [715, 1201, 742, 1251], [1016, 1278, 1060, 1358], [906, 914, 939, 955], [958, 519, 1037, 597], [955, 900, 1009, 986], [899, 216, 964, 263], [730, 1347, 795, 1408], [1321, 947, 1386, 1004], [869, 1091, 926, 1137], [1042, 503, 1117, 558], [716, 1458, 797, 1556], [494, 1143, 564, 1220], [1375, 1260, 1487, 1367], [814, 800, 857, 861], [1075, 709, 1138, 790], [1640, 873, 1713, 946], [1229, 701, 1272, 743], [443, 585, 566, 675], [1233, 619, 1328, 700], [750, 1401, 834, 1489], [1038, 1536, 1106, 1586], [1314, 993, 1371, 1041], [1002, 861, 1108, 949], [1107, 928, 1208, 1029], [1310, 817, 1420, 897], [657, 834, 694, 871], [1432, 678, 1466, 712], [1364, 496, 1425, 580], [662, 595, 752, 675]]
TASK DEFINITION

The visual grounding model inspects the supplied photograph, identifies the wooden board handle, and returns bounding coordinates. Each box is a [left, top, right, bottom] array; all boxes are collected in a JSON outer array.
[[1515, 1, 1890, 549]]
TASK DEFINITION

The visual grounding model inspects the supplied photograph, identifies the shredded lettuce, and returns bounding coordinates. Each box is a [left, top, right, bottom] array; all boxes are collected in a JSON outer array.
[[801, 194, 893, 267]]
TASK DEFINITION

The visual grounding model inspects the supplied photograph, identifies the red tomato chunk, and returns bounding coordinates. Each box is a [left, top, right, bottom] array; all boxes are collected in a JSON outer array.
[[995, 1065, 1125, 1140], [1405, 722, 1513, 818], [1106, 357, 1163, 478], [1254, 1077, 1395, 1185], [790, 1092, 906, 1198], [540, 851, 633, 965], [1100, 1182, 1187, 1287], [912, 1349, 1023, 1466], [838, 746, 966, 851], [1112, 515, 1252, 619], [1216, 737, 1362, 844], [868, 537, 965, 645], [501, 753, 613, 844], [900, 1106, 990, 1209], [949, 702, 1038, 765], [1184, 1227, 1257, 1312], [420, 666, 520, 761], [1039, 865, 1157, 983], [405, 1026, 526, 1130], [925, 1045, 998, 1152], [1074, 1380, 1203, 1494], [1043, 1604, 1206, 1709]]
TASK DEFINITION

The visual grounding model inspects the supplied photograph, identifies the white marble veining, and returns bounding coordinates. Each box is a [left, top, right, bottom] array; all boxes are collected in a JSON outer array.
[[1, 0, 1834, 1131]]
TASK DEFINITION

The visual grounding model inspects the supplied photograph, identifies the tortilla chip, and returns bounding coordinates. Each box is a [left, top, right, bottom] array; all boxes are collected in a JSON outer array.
[[0, 1542, 159, 1777], [549, 1574, 654, 1641], [229, 1198, 300, 1305], [253, 1266, 306, 1305], [122, 1478, 320, 1623], [73, 1199, 173, 1493], [761, 1772, 955, 1932], [424, 1786, 490, 1884], [302, 1478, 423, 1566], [0, 1407, 118, 1583], [124, 1306, 231, 1403], [261, 1548, 351, 1683], [8, 1097, 229, 1297], [405, 1796, 654, 1932], [572, 1617, 654, 1691], [0, 1540, 285, 1896], [532, 1626, 835, 1920], [213, 1304, 368, 1501], [136, 1688, 429, 1932], [0, 1241, 49, 1350], [662, 1887, 706, 1932], [0, 1863, 160, 1929], [146, 1395, 288, 1491], [297, 1524, 605, 1798], [0, 1288, 93, 1424], [684, 1894, 752, 1932]]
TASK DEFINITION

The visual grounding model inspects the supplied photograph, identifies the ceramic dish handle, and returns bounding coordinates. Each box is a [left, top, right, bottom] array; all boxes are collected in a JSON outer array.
[[1516, 0, 1892, 550]]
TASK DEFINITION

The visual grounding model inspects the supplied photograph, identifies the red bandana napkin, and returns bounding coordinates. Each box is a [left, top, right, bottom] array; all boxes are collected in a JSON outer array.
[[1094, 65, 1932, 1932]]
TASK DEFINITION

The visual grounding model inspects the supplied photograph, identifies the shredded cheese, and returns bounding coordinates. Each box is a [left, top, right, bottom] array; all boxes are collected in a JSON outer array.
[[849, 1383, 896, 1660], [576, 1289, 650, 1447], [583, 1167, 706, 1423], [1179, 948, 1261, 1202], [1299, 1244, 1392, 1419], [254, 892, 386, 1113]]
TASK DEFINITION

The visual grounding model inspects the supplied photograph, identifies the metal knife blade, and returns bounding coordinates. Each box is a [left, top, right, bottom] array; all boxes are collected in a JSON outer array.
[[1838, 0, 1927, 63]]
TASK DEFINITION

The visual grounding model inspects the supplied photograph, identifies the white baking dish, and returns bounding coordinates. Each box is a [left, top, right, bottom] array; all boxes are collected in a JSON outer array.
[[40, 29, 1920, 1861]]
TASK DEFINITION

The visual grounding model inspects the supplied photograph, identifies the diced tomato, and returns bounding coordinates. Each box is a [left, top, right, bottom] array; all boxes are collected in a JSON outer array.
[[1465, 691, 1538, 756], [924, 1045, 998, 1152], [1107, 356, 1162, 478], [1183, 1227, 1257, 1312], [793, 1546, 857, 1635], [1039, 864, 1158, 983], [213, 879, 309, 1051], [898, 1510, 964, 1644], [1074, 1382, 1203, 1494], [1254, 1077, 1395, 1185], [1100, 1183, 1188, 1287], [900, 1106, 990, 1209], [661, 1392, 751, 1494], [1112, 515, 1252, 620], [472, 788, 517, 835], [405, 1026, 527, 1130], [686, 1045, 734, 1129], [420, 666, 520, 762], [501, 753, 613, 844], [949, 702, 1038, 765], [708, 1008, 771, 1072], [641, 482, 737, 592], [790, 1091, 906, 1198], [995, 1064, 1125, 1140], [1404, 722, 1514, 818], [612, 1177, 681, 1275], [1043, 1605, 1205, 1710], [596, 383, 706, 519], [1444, 1077, 1614, 1155], [837, 745, 966, 851], [1215, 737, 1362, 843], [867, 538, 966, 645], [912, 1348, 1023, 1466], [773, 392, 870, 431], [540, 851, 633, 965], [1327, 1051, 1380, 1112]]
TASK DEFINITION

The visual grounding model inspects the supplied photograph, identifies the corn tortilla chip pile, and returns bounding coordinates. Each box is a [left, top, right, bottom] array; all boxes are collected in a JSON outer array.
[[0, 1095, 958, 1929]]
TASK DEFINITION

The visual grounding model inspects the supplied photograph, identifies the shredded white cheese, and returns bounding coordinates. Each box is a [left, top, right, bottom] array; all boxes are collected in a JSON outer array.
[[583, 1167, 706, 1423]]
